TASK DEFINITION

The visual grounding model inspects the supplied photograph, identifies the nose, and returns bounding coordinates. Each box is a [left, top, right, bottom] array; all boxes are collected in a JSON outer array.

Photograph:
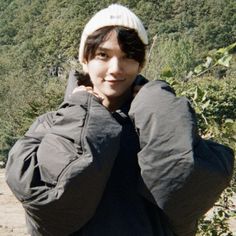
[[107, 57, 123, 76]]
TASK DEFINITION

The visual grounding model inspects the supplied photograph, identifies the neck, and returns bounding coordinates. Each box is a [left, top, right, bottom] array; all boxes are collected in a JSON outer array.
[[102, 90, 132, 112]]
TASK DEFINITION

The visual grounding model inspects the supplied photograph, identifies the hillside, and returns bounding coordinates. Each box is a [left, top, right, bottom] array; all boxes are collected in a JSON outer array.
[[0, 0, 236, 235], [1, 0, 235, 188]]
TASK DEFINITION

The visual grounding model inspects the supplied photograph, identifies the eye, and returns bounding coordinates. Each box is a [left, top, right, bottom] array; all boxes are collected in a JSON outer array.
[[95, 51, 108, 60]]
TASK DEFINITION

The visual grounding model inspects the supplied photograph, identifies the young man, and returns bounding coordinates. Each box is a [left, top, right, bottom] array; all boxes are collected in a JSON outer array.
[[6, 4, 234, 236]]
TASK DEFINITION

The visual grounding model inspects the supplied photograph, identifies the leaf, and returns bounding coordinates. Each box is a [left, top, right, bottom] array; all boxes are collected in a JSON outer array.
[[201, 100, 210, 110], [225, 119, 234, 123], [217, 42, 236, 55], [217, 54, 232, 67], [203, 56, 213, 68], [194, 64, 203, 74], [202, 91, 208, 102], [193, 87, 198, 100], [160, 66, 173, 77], [193, 86, 205, 101]]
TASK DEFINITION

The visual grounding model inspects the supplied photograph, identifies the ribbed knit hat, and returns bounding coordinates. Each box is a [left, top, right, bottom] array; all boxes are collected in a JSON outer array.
[[78, 4, 148, 65]]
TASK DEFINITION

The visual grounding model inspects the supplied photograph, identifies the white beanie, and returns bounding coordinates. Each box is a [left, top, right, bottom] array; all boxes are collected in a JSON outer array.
[[78, 4, 148, 65]]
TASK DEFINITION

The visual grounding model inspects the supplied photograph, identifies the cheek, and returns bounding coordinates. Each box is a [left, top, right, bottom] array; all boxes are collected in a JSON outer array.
[[123, 61, 141, 76], [87, 62, 106, 80], [126, 66, 140, 78]]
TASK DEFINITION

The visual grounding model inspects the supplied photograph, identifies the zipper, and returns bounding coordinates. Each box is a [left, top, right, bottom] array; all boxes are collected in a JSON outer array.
[[23, 94, 93, 204], [80, 93, 92, 155], [57, 93, 92, 183]]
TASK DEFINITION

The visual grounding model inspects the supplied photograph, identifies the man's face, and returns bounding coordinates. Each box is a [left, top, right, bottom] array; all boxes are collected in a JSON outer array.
[[85, 30, 141, 104]]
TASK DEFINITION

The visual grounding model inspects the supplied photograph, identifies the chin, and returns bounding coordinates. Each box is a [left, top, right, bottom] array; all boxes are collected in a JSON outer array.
[[106, 91, 126, 98]]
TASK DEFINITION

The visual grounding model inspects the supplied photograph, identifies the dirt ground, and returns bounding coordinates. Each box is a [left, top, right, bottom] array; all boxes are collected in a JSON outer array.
[[0, 169, 28, 236], [0, 168, 236, 235]]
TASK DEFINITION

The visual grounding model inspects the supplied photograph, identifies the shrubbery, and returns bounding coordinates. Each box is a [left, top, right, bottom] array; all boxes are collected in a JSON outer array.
[[143, 37, 236, 234], [0, 74, 66, 164], [0, 0, 235, 234], [170, 77, 236, 235]]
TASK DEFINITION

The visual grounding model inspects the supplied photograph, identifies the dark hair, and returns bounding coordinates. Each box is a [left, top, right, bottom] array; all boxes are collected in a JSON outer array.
[[83, 26, 146, 67]]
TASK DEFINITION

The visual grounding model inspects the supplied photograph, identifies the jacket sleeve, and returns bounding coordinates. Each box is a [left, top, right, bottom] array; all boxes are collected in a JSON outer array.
[[5, 91, 122, 236], [129, 80, 234, 236]]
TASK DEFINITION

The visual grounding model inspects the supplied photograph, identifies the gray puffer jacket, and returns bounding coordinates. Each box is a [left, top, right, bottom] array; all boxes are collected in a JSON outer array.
[[5, 73, 234, 236]]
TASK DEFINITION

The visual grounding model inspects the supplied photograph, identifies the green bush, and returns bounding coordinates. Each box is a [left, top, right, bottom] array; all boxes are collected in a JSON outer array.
[[172, 77, 236, 149], [0, 74, 66, 165], [165, 76, 236, 235], [144, 35, 198, 80]]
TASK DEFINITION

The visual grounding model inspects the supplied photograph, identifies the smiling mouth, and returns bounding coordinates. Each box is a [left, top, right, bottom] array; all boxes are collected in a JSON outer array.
[[106, 80, 122, 83], [105, 79, 125, 83]]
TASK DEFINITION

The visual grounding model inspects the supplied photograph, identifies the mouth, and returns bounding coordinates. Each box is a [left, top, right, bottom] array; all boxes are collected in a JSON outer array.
[[104, 78, 125, 83], [106, 80, 123, 83]]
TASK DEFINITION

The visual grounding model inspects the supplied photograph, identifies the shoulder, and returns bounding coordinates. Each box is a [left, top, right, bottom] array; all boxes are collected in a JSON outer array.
[[140, 79, 176, 95], [25, 111, 55, 137]]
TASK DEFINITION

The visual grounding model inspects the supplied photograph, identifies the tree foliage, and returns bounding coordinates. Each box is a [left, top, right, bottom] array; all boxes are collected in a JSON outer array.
[[0, 0, 235, 234]]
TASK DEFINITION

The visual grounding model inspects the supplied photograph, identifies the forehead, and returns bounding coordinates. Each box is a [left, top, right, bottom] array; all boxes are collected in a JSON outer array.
[[97, 30, 122, 51]]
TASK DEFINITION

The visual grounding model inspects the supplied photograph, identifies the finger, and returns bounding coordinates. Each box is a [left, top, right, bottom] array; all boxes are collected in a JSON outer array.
[[72, 85, 86, 94], [84, 86, 93, 92], [72, 86, 103, 102]]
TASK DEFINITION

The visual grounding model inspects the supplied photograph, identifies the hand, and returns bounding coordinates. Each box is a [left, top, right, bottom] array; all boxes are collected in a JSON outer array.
[[72, 86, 104, 102]]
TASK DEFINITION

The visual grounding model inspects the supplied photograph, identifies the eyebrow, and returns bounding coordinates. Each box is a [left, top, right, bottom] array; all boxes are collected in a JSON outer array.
[[96, 46, 126, 56], [95, 46, 127, 58], [97, 46, 111, 52]]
